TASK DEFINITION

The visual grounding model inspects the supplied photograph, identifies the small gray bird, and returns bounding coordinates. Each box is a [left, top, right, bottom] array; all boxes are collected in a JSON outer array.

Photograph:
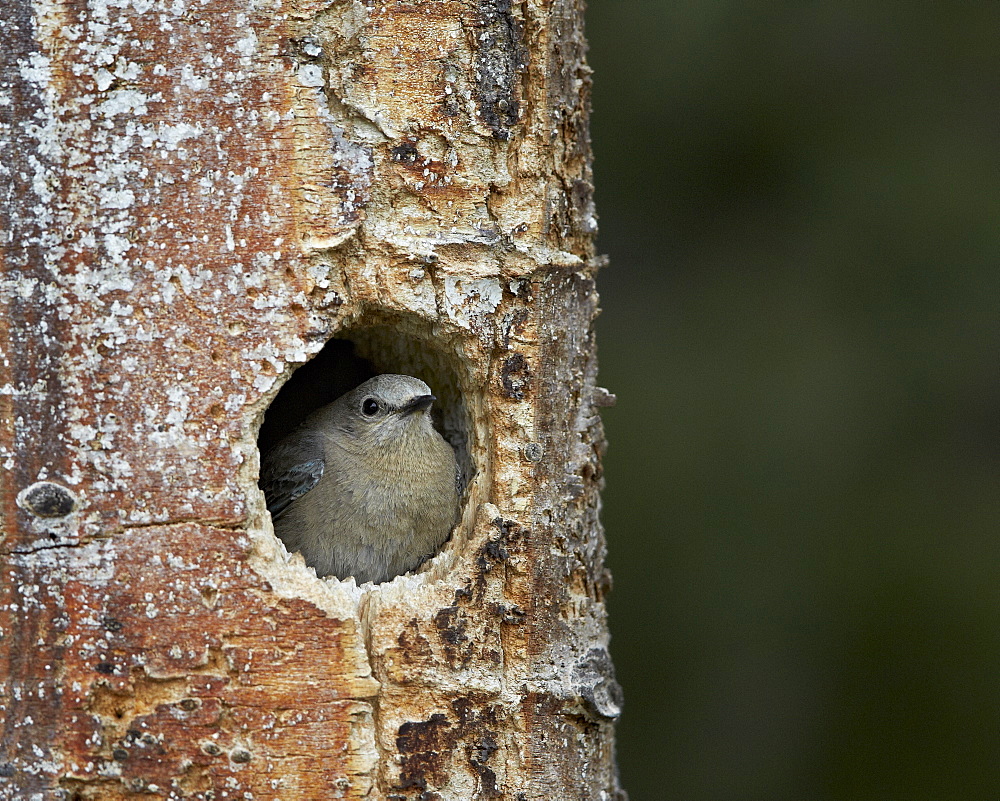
[[260, 374, 459, 584]]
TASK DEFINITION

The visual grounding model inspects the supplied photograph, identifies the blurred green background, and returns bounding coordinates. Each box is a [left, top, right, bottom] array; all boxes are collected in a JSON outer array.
[[586, 3, 1000, 798]]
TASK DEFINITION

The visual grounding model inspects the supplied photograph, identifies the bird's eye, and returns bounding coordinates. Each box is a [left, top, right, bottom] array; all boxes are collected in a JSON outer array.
[[361, 398, 379, 416]]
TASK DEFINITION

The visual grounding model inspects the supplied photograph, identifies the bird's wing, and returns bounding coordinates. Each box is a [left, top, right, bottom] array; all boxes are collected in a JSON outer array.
[[260, 432, 326, 521]]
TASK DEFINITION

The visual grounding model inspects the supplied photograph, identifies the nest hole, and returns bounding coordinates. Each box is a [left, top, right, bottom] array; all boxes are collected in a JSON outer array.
[[256, 320, 478, 579]]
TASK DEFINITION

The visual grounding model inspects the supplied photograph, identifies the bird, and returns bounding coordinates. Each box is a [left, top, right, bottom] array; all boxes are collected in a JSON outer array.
[[259, 374, 459, 584]]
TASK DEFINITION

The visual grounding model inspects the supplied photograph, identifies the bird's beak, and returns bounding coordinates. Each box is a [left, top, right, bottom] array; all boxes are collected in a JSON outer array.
[[400, 394, 436, 415]]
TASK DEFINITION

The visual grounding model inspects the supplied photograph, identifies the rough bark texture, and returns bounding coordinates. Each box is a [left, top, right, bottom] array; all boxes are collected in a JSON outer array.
[[0, 0, 622, 798]]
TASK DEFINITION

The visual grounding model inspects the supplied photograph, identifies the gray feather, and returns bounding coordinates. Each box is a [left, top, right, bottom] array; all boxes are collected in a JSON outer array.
[[260, 433, 325, 521]]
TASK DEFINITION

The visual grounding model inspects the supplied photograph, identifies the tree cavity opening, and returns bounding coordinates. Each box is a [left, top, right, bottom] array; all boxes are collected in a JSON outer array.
[[256, 317, 478, 582]]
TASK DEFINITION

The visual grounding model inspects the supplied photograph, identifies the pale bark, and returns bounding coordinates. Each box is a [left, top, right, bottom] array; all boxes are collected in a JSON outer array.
[[0, 0, 623, 798]]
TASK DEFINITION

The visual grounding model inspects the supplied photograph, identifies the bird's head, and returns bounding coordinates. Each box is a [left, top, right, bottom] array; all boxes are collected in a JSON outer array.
[[334, 374, 439, 444]]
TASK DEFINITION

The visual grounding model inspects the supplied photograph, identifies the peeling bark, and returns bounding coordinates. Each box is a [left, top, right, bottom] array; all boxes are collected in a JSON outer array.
[[0, 0, 622, 798]]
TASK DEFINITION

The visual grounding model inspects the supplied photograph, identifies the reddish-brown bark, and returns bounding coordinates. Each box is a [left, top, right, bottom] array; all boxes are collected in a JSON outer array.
[[0, 0, 622, 797]]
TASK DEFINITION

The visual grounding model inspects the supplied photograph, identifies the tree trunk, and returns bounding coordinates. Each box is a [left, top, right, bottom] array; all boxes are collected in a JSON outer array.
[[0, 0, 623, 798]]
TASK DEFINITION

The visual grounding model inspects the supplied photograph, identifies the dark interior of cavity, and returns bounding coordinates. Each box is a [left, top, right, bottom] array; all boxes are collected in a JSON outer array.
[[257, 339, 374, 455], [258, 328, 475, 494]]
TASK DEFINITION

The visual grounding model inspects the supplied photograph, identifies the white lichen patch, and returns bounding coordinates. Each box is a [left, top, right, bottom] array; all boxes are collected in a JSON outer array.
[[179, 63, 211, 93], [442, 276, 502, 330], [18, 51, 52, 88], [97, 87, 155, 117], [298, 63, 325, 88], [150, 121, 203, 149], [234, 29, 258, 59]]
